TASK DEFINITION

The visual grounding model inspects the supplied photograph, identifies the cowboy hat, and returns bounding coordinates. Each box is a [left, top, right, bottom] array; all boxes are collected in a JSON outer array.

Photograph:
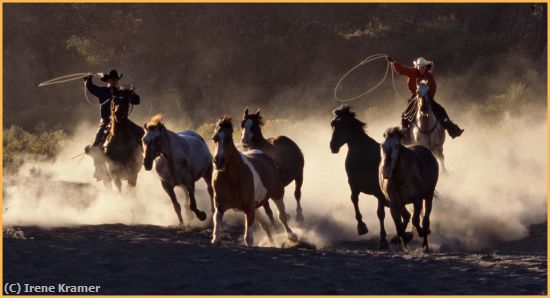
[[100, 69, 123, 82], [413, 57, 433, 68]]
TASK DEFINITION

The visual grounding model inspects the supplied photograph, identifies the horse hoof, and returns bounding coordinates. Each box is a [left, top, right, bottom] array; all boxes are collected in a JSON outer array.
[[402, 231, 414, 244], [295, 213, 304, 224], [390, 235, 400, 244], [244, 236, 254, 247], [211, 237, 221, 245], [196, 211, 207, 221], [357, 222, 368, 235], [288, 232, 298, 242], [378, 240, 389, 250]]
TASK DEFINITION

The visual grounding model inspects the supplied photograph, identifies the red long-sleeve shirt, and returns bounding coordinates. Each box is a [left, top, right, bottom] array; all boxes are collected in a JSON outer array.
[[392, 62, 436, 98]]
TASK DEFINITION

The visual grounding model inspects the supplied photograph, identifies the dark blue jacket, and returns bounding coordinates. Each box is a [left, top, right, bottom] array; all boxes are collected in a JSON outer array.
[[85, 78, 140, 119]]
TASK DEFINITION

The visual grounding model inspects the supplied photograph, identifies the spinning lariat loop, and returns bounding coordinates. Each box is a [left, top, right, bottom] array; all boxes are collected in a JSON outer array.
[[334, 53, 408, 102], [38, 72, 113, 107]]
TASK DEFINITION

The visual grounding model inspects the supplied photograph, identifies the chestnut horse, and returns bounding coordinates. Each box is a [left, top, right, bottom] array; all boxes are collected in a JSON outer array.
[[240, 108, 305, 223], [329, 105, 393, 249], [380, 127, 439, 251], [142, 114, 214, 226], [211, 117, 296, 246]]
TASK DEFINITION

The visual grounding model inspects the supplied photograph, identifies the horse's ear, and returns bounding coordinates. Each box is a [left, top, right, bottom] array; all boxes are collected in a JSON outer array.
[[255, 109, 261, 116], [143, 123, 147, 129], [244, 107, 249, 116]]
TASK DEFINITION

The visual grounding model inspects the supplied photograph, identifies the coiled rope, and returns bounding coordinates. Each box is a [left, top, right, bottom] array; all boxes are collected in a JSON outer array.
[[334, 53, 408, 102], [38, 72, 112, 107]]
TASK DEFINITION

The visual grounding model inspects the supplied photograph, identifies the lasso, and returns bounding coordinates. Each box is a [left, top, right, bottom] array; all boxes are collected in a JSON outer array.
[[334, 53, 408, 102], [38, 72, 110, 107]]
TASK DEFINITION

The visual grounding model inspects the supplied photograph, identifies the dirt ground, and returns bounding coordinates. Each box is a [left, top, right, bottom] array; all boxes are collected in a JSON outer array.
[[3, 222, 546, 295]]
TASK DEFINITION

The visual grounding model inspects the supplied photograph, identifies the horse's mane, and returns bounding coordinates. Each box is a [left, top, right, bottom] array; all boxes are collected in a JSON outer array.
[[384, 126, 404, 139], [216, 116, 234, 132], [147, 114, 164, 128], [333, 105, 367, 129]]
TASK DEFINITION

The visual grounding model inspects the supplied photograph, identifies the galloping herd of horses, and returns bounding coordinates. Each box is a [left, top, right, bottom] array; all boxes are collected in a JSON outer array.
[[90, 81, 444, 251]]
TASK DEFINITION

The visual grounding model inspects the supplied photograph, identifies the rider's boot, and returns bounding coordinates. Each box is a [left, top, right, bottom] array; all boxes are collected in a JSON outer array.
[[441, 118, 464, 139]]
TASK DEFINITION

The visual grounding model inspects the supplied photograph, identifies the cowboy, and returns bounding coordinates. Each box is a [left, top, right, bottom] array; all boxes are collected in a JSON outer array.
[[386, 56, 464, 138], [83, 69, 140, 152]]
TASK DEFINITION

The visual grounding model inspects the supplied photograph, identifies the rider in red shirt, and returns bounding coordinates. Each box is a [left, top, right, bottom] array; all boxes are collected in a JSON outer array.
[[387, 56, 464, 139]]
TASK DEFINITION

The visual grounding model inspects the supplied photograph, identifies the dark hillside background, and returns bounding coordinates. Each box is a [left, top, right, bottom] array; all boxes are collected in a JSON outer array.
[[4, 3, 547, 132]]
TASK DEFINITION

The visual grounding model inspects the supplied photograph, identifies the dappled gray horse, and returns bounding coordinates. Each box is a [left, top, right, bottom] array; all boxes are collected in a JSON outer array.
[[142, 114, 214, 226], [380, 127, 439, 251]]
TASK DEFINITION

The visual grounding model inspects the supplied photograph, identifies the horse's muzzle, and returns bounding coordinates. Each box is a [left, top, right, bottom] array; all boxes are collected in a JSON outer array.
[[143, 158, 153, 171], [381, 165, 392, 179], [330, 142, 340, 154], [213, 156, 226, 171]]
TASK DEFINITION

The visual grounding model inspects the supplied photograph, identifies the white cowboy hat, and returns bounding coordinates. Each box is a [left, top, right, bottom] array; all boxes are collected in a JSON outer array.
[[413, 57, 433, 68]]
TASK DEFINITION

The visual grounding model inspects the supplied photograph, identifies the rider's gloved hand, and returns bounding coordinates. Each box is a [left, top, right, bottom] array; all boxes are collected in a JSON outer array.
[[386, 56, 394, 63]]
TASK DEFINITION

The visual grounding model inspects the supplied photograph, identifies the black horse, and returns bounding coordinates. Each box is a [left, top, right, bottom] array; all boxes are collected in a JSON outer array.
[[330, 105, 398, 248]]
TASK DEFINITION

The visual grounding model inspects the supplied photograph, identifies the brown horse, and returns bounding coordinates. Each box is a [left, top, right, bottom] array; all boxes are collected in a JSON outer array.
[[380, 127, 439, 251], [330, 105, 392, 249], [91, 93, 144, 191], [240, 108, 305, 223], [211, 117, 297, 246]]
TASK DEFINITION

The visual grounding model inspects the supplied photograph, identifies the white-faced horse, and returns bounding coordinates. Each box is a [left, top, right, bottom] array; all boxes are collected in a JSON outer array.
[[211, 117, 297, 246], [409, 80, 446, 173], [142, 114, 214, 226]]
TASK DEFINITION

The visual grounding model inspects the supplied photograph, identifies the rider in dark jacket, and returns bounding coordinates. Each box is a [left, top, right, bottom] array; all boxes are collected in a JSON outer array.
[[84, 69, 140, 152]]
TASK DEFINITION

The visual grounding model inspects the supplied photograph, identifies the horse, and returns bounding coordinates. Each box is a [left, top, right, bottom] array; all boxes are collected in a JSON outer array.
[[142, 114, 214, 226], [240, 108, 305, 223], [329, 105, 395, 249], [89, 92, 144, 191], [408, 80, 446, 173], [211, 117, 297, 246], [380, 127, 439, 252]]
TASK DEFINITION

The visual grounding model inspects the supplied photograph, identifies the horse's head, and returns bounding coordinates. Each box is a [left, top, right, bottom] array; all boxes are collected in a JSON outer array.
[[416, 80, 431, 116], [241, 108, 262, 148], [212, 116, 234, 171], [330, 105, 366, 153], [381, 127, 404, 179], [142, 114, 165, 171], [111, 95, 130, 123]]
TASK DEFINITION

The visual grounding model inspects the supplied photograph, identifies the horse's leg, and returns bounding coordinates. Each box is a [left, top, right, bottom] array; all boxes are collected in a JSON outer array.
[[294, 172, 304, 223], [243, 209, 255, 246], [202, 164, 215, 214], [161, 180, 184, 226], [412, 198, 425, 238], [401, 207, 411, 231], [211, 207, 224, 245], [255, 209, 274, 245], [422, 195, 433, 252], [114, 177, 122, 193], [186, 182, 207, 221], [351, 190, 368, 235], [434, 147, 447, 175], [375, 194, 388, 249], [262, 201, 277, 228], [390, 204, 411, 248], [272, 199, 297, 241]]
